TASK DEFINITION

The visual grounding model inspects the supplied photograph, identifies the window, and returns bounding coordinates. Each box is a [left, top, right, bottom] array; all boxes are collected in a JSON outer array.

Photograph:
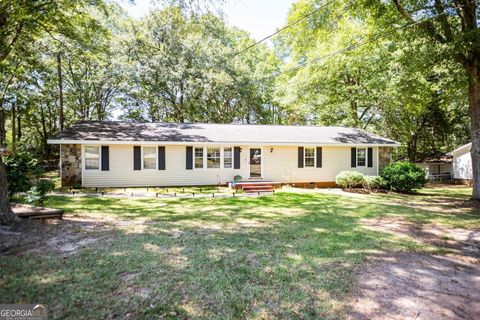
[[85, 146, 100, 170], [194, 147, 204, 169], [207, 147, 221, 168], [223, 147, 233, 168], [143, 146, 156, 169], [357, 147, 367, 167], [304, 147, 315, 167]]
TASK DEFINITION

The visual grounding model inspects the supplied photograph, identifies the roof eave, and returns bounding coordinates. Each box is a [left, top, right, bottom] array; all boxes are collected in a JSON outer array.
[[47, 139, 400, 147], [449, 142, 472, 154]]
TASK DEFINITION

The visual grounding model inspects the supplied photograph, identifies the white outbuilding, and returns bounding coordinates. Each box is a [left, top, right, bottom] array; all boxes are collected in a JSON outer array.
[[448, 143, 472, 184]]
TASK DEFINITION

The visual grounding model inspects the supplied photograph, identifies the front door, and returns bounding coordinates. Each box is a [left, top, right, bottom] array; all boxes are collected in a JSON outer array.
[[249, 148, 262, 178]]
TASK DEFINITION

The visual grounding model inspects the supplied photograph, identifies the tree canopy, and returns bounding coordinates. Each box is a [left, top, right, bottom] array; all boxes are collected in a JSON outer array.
[[0, 0, 479, 218]]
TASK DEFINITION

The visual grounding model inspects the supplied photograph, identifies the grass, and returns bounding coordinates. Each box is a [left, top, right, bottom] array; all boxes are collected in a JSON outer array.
[[2, 186, 479, 319]]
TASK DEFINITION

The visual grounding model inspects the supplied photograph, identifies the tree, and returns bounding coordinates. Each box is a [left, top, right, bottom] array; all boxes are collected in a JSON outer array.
[[385, 0, 479, 200], [122, 7, 277, 124], [0, 0, 106, 223], [274, 0, 473, 177]]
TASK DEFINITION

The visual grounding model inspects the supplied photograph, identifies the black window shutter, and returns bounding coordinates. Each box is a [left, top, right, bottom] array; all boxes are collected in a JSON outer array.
[[234, 147, 241, 169], [298, 147, 304, 168], [351, 148, 357, 168], [158, 146, 165, 170], [133, 146, 141, 170], [186, 146, 193, 170], [316, 147, 322, 168], [101, 146, 109, 171], [367, 147, 373, 168]]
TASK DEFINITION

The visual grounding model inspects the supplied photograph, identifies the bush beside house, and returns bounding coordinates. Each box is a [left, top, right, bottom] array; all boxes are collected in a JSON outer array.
[[363, 175, 386, 190], [380, 162, 426, 192], [335, 171, 367, 189], [335, 162, 426, 193]]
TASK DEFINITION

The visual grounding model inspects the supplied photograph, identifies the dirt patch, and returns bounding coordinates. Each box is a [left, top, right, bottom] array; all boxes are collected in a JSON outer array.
[[314, 188, 371, 198], [349, 217, 480, 319], [348, 252, 480, 320], [0, 215, 115, 256], [50, 237, 100, 255], [378, 197, 479, 214], [361, 217, 480, 256]]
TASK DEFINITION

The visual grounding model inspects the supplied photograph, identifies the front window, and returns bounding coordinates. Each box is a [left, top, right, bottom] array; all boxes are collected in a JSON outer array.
[[195, 147, 204, 169], [143, 146, 156, 169], [85, 146, 100, 170], [304, 147, 315, 167], [223, 147, 233, 168], [207, 147, 221, 168], [357, 148, 367, 167]]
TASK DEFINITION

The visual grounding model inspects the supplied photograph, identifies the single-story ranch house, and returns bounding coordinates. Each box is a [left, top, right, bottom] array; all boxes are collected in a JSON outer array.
[[47, 121, 400, 188], [448, 142, 473, 184]]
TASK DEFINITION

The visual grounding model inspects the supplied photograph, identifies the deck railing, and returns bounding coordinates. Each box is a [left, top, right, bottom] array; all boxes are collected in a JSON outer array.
[[428, 173, 453, 182]]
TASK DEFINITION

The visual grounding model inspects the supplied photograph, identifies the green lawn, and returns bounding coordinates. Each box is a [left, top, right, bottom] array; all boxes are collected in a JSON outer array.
[[1, 186, 479, 319]]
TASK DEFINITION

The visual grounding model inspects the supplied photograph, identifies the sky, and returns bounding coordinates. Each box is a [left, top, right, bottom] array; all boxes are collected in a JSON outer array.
[[116, 0, 296, 42]]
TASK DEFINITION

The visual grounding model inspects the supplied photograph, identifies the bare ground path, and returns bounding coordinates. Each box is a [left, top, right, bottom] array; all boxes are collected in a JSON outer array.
[[346, 193, 480, 320], [348, 252, 480, 320]]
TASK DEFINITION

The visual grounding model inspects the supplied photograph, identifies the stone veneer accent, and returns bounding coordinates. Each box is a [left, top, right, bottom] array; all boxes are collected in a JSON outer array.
[[379, 147, 393, 173], [60, 144, 82, 187]]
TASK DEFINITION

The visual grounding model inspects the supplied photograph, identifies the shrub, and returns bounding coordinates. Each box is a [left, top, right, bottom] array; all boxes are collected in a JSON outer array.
[[363, 176, 386, 190], [380, 162, 426, 193], [4, 152, 43, 198], [26, 179, 55, 206], [233, 175, 242, 182], [335, 171, 366, 189]]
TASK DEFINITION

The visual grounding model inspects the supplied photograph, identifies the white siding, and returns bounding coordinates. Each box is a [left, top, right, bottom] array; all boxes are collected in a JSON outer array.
[[262, 146, 378, 182], [82, 144, 379, 187], [83, 145, 248, 187], [453, 147, 472, 180]]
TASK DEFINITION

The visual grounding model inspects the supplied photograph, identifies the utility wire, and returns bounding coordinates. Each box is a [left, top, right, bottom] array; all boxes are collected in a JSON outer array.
[[265, 7, 460, 80], [227, 0, 341, 61]]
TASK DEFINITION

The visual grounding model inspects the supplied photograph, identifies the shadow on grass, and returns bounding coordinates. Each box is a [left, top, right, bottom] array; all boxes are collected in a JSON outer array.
[[43, 191, 480, 227]]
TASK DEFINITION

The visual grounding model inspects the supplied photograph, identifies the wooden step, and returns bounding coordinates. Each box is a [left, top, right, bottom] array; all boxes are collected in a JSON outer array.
[[238, 182, 274, 186], [11, 203, 64, 220], [244, 189, 275, 194], [28, 214, 63, 219], [242, 185, 273, 189], [242, 185, 273, 190]]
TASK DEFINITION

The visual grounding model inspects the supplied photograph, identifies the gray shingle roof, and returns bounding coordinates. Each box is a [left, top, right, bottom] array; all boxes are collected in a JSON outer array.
[[49, 121, 399, 145]]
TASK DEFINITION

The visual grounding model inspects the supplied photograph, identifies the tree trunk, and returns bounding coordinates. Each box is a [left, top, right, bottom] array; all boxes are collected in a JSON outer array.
[[178, 81, 185, 123], [468, 67, 480, 201], [0, 108, 5, 146], [57, 53, 64, 133], [39, 106, 48, 156], [0, 157, 17, 224], [11, 102, 16, 152], [96, 101, 103, 122], [0, 108, 17, 224], [17, 110, 21, 143], [407, 131, 419, 162]]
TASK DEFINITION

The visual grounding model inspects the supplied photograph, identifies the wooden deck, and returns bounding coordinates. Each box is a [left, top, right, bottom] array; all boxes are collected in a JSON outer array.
[[229, 181, 281, 193], [11, 203, 64, 220]]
